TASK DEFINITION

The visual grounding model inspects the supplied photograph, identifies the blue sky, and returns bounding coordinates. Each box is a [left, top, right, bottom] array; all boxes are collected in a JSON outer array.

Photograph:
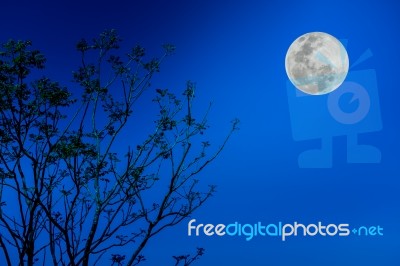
[[1, 0, 400, 265]]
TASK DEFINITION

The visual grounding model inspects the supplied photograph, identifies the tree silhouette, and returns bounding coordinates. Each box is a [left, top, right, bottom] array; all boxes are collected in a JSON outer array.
[[0, 30, 238, 266]]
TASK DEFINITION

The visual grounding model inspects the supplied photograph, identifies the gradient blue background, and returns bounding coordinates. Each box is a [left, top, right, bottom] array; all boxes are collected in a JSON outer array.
[[1, 0, 399, 265]]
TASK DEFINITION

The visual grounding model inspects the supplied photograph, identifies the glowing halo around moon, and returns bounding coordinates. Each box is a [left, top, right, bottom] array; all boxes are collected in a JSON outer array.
[[285, 32, 349, 95]]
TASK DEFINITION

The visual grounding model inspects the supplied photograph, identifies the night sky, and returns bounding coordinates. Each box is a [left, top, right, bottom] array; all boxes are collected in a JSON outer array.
[[1, 0, 400, 265]]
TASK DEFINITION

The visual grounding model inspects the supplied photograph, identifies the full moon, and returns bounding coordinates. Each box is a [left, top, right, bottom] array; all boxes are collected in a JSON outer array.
[[285, 32, 349, 95]]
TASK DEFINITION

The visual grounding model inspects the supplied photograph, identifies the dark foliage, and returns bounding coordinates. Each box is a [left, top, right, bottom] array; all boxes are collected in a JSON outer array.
[[0, 30, 238, 266]]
